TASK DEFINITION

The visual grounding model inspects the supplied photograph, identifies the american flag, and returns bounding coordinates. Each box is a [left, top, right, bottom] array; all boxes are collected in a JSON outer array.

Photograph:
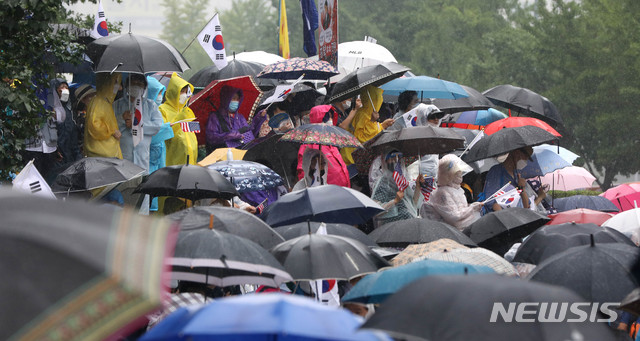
[[393, 162, 409, 191], [180, 121, 200, 133], [420, 176, 436, 201], [256, 198, 268, 214]]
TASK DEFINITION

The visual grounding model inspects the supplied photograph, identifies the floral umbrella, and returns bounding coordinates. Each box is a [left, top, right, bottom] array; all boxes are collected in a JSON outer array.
[[206, 160, 284, 193], [279, 123, 363, 148], [189, 75, 263, 146], [257, 57, 339, 80]]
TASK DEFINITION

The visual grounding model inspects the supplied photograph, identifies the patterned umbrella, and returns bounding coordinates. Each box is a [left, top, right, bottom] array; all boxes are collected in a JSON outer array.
[[391, 239, 469, 267], [419, 248, 519, 276], [189, 75, 264, 146], [206, 160, 284, 193], [257, 57, 339, 80], [0, 189, 178, 341], [279, 123, 363, 148]]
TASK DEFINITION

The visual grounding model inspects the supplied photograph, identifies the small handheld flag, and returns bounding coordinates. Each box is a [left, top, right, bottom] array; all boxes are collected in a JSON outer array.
[[180, 121, 201, 133], [12, 160, 56, 199], [197, 13, 228, 70], [393, 162, 409, 191], [420, 176, 436, 202], [132, 96, 144, 147], [91, 0, 109, 39], [256, 198, 268, 214]]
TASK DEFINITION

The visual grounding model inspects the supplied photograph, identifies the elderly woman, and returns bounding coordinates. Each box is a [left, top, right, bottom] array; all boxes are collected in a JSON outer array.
[[423, 154, 483, 231]]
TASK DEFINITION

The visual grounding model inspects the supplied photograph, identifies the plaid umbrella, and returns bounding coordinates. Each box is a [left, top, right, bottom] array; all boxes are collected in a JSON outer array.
[[279, 123, 363, 148], [419, 248, 519, 276], [257, 57, 339, 80], [391, 239, 469, 267], [0, 189, 178, 340], [188, 76, 264, 146]]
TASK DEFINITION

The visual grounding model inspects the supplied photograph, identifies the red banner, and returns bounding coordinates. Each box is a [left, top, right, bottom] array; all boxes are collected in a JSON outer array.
[[318, 0, 338, 68]]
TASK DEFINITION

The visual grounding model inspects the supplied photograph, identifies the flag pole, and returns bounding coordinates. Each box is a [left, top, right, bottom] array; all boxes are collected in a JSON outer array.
[[181, 13, 218, 55]]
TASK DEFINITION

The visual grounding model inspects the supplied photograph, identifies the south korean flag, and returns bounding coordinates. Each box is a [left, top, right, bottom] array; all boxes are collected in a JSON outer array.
[[197, 13, 228, 70]]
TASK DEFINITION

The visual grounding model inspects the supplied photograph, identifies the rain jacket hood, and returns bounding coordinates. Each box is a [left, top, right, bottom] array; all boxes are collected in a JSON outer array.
[[342, 85, 383, 165], [146, 76, 166, 104], [159, 72, 197, 165], [292, 148, 329, 191], [164, 72, 194, 113], [219, 85, 244, 115], [309, 105, 333, 124], [84, 72, 122, 158]]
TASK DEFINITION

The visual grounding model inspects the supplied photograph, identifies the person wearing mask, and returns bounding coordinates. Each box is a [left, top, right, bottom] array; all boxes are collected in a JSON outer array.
[[146, 76, 173, 213], [330, 97, 362, 131], [292, 148, 329, 191], [50, 78, 82, 169], [205, 85, 267, 152], [84, 72, 123, 158], [159, 73, 197, 166], [424, 154, 483, 231], [388, 103, 442, 131], [296, 105, 350, 188], [72, 84, 96, 156], [482, 146, 547, 213], [392, 90, 419, 119]]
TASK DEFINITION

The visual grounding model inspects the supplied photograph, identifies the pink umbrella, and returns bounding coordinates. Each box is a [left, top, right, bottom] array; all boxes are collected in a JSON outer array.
[[600, 183, 640, 212], [540, 166, 596, 191]]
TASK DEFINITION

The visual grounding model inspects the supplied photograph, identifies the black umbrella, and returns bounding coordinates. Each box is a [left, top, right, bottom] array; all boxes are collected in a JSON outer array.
[[87, 33, 190, 74], [241, 133, 300, 187], [483, 84, 563, 127], [269, 234, 390, 280], [0, 189, 177, 341], [464, 207, 550, 255], [51, 157, 145, 193], [369, 218, 477, 248], [325, 62, 410, 103], [134, 164, 239, 201], [261, 185, 384, 227], [514, 222, 635, 265], [370, 125, 465, 156], [527, 240, 640, 304], [462, 125, 559, 163], [187, 59, 277, 90], [274, 222, 377, 247], [361, 274, 617, 341], [171, 228, 292, 287], [167, 206, 285, 249], [553, 195, 620, 213], [432, 85, 494, 115]]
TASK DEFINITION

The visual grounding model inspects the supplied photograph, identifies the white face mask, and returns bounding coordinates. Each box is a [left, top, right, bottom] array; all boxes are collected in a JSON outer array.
[[59, 89, 69, 102], [113, 83, 120, 95], [343, 100, 351, 110], [155, 93, 163, 105], [179, 93, 189, 104], [128, 85, 144, 99], [453, 172, 463, 186], [516, 159, 528, 170]]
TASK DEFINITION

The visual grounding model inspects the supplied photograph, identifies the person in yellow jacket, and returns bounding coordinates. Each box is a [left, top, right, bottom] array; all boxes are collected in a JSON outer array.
[[159, 73, 197, 166], [84, 72, 123, 158], [340, 85, 394, 164]]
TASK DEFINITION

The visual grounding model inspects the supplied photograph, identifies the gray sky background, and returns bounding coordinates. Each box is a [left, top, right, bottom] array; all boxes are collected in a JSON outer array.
[[67, 0, 233, 38]]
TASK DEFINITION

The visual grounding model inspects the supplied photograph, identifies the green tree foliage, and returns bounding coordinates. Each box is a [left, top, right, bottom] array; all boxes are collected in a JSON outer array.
[[223, 0, 278, 55]]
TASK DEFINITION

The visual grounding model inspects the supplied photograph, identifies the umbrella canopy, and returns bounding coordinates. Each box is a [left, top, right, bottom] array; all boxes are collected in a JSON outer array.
[[87, 33, 190, 74], [518, 146, 571, 178], [206, 160, 284, 193], [325, 62, 410, 103], [527, 241, 640, 303], [513, 222, 634, 265], [241, 133, 299, 186], [484, 116, 561, 137], [440, 108, 507, 128], [171, 228, 292, 287], [537, 143, 580, 164], [541, 166, 597, 191], [547, 208, 616, 226], [270, 234, 390, 281], [274, 222, 377, 246], [602, 208, 640, 245], [619, 288, 640, 316], [342, 259, 494, 304], [51, 157, 145, 193], [166, 206, 284, 249], [135, 164, 239, 201], [334, 40, 398, 82], [257, 57, 339, 80], [463, 125, 559, 163], [141, 294, 388, 341], [261, 185, 384, 227], [0, 189, 177, 341], [370, 218, 477, 248], [464, 207, 550, 255], [189, 75, 264, 146], [369, 125, 465, 156], [432, 85, 494, 114], [188, 60, 277, 90], [419, 247, 518, 276], [483, 84, 563, 127], [552, 195, 620, 213], [391, 239, 470, 266], [279, 123, 363, 148], [601, 183, 640, 212], [361, 274, 617, 341], [227, 50, 285, 65], [380, 75, 469, 100]]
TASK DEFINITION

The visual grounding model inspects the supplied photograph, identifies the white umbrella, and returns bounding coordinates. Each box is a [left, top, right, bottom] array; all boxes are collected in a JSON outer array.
[[602, 207, 640, 245], [227, 51, 284, 65]]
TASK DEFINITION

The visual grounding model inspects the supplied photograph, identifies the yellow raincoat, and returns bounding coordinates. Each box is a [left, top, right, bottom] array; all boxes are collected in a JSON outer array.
[[84, 73, 123, 158], [341, 85, 383, 164], [159, 73, 197, 166]]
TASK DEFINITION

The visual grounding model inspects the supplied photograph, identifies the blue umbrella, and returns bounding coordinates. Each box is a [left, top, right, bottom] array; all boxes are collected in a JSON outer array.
[[342, 259, 494, 304], [537, 144, 580, 164], [454, 108, 507, 126], [206, 160, 284, 193], [553, 195, 620, 213], [141, 293, 390, 341], [519, 146, 571, 178], [380, 75, 469, 100]]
